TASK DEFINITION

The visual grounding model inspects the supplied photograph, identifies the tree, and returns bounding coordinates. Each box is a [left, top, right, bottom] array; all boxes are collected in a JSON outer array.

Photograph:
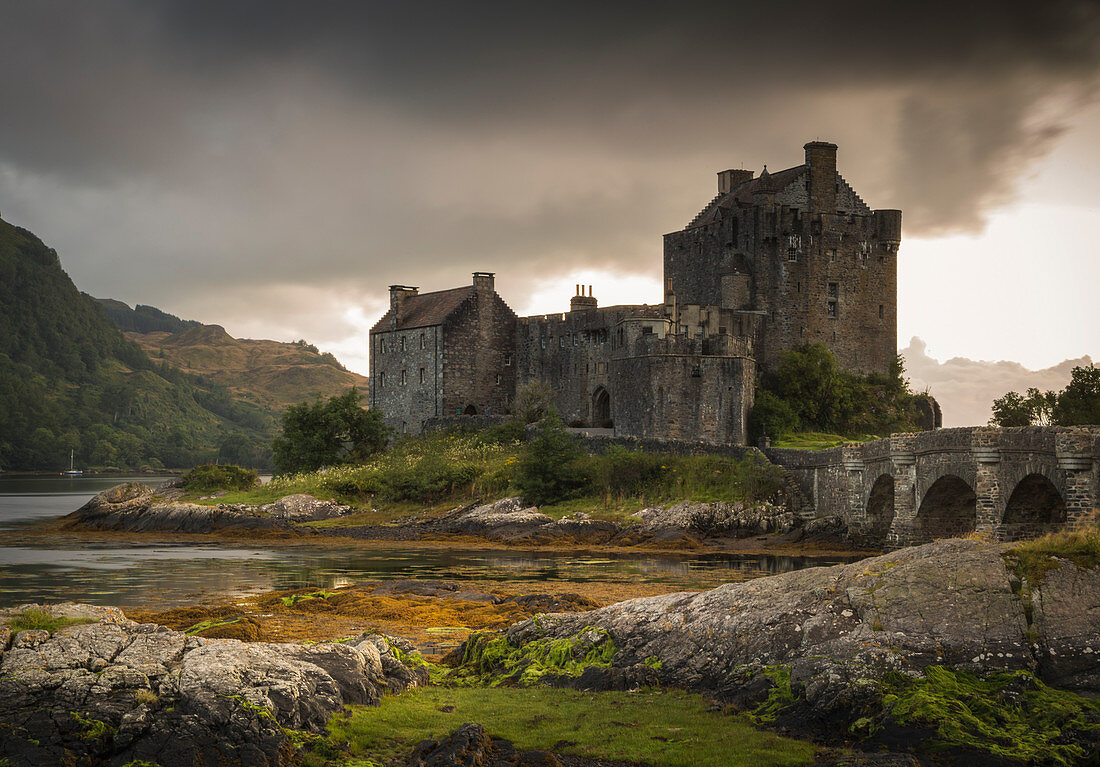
[[1051, 364, 1100, 426], [513, 414, 585, 506], [990, 365, 1098, 427], [989, 391, 1034, 427], [511, 380, 555, 424], [272, 389, 389, 474]]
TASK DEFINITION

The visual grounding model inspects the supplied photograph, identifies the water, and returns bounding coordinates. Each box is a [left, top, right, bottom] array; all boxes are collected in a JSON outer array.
[[0, 475, 863, 609]]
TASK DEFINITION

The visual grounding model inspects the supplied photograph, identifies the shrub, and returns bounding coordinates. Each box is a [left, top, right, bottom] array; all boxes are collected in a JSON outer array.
[[180, 463, 259, 492], [514, 416, 585, 506]]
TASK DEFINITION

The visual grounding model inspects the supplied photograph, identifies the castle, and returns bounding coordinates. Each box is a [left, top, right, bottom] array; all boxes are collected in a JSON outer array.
[[369, 141, 901, 445]]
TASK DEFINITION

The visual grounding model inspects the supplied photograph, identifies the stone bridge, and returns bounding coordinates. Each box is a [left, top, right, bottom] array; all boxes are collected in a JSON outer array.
[[766, 426, 1099, 547]]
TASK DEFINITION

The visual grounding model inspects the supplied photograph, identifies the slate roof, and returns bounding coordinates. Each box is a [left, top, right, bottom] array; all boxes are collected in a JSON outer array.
[[370, 286, 474, 333], [687, 164, 806, 228]]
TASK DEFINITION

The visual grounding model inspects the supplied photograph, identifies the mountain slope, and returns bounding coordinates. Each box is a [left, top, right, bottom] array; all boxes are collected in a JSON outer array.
[[0, 215, 275, 471], [97, 306, 369, 412]]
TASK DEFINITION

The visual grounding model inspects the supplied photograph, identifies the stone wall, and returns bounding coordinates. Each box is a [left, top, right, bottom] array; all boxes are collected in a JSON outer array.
[[768, 426, 1100, 548], [441, 289, 517, 417], [515, 304, 661, 426], [369, 325, 443, 434]]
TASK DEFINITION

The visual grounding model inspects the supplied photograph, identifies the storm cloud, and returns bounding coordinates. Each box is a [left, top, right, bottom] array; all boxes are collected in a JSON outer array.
[[0, 0, 1097, 369]]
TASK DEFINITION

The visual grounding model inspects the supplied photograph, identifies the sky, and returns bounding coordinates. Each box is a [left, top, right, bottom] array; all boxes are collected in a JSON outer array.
[[0, 0, 1097, 426]]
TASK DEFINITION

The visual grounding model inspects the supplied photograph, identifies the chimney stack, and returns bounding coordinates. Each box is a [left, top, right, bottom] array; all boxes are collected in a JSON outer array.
[[389, 285, 419, 327], [717, 169, 754, 194], [472, 272, 495, 293], [804, 141, 838, 213]]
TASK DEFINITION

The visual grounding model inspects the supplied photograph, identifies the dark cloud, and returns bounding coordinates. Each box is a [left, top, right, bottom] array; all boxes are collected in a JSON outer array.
[[0, 0, 1098, 341]]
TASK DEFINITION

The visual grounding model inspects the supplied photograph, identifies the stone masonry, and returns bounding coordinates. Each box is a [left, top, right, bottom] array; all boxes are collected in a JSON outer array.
[[370, 140, 900, 443], [767, 425, 1100, 547]]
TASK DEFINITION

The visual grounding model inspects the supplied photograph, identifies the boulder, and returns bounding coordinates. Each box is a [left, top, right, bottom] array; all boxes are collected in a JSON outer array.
[[631, 500, 799, 538], [0, 602, 424, 767], [407, 722, 561, 767], [262, 493, 353, 522]]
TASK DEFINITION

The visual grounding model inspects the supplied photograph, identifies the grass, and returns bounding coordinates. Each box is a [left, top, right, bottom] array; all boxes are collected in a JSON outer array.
[[192, 430, 787, 524], [306, 686, 817, 767], [771, 432, 879, 450], [1005, 526, 1100, 584], [9, 607, 95, 634]]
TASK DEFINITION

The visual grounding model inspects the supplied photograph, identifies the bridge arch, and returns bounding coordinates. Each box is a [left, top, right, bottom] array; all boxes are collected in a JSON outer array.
[[1001, 473, 1067, 541], [915, 474, 976, 543], [864, 474, 895, 544]]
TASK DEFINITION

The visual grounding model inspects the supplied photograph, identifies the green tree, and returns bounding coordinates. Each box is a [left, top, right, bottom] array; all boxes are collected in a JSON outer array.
[[990, 391, 1033, 427], [272, 389, 389, 474], [514, 414, 585, 506], [990, 366, 1098, 427], [1051, 364, 1100, 426], [511, 380, 555, 424]]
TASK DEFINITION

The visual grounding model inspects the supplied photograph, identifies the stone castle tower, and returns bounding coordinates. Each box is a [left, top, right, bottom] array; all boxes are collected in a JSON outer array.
[[370, 141, 900, 443]]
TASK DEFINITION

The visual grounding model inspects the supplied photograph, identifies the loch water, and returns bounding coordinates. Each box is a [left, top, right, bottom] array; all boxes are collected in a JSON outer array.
[[0, 475, 864, 609]]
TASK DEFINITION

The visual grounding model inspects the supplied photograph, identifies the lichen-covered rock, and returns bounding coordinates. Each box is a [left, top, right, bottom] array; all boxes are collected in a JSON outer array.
[[0, 602, 405, 766], [501, 540, 1099, 700], [407, 722, 561, 767], [62, 483, 301, 535], [261, 493, 353, 522], [631, 500, 799, 538], [347, 632, 431, 694]]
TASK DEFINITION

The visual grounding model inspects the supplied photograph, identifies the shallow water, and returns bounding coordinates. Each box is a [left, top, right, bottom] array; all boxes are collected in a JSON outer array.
[[0, 475, 863, 609]]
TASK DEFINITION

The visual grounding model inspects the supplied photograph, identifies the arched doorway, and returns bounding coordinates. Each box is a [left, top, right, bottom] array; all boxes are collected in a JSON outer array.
[[1002, 474, 1066, 541], [464, 404, 478, 415], [865, 474, 895, 544], [593, 387, 611, 427], [916, 475, 976, 543]]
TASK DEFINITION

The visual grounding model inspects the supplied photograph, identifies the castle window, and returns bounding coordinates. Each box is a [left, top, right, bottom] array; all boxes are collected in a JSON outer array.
[[496, 374, 502, 385], [400, 369, 407, 386], [400, 336, 406, 351], [879, 304, 884, 319], [827, 301, 837, 318], [419, 334, 425, 349], [828, 282, 839, 299], [827, 249, 836, 262], [504, 353, 513, 366], [641, 326, 653, 335], [541, 337, 546, 349], [378, 372, 386, 388], [796, 281, 801, 294], [419, 367, 425, 385], [573, 334, 578, 346], [560, 337, 565, 348]]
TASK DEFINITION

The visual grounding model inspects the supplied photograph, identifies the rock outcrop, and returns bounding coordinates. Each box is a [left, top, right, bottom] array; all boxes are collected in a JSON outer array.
[[459, 539, 1100, 759], [408, 723, 561, 767], [63, 484, 808, 548], [502, 540, 1099, 693], [0, 603, 423, 766], [63, 482, 304, 535]]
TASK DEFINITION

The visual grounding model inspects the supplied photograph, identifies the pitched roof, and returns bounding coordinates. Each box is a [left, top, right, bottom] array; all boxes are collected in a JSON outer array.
[[370, 286, 474, 333], [687, 164, 807, 228]]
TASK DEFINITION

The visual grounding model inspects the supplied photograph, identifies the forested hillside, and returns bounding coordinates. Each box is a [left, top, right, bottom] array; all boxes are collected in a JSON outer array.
[[97, 303, 369, 413], [0, 216, 274, 471]]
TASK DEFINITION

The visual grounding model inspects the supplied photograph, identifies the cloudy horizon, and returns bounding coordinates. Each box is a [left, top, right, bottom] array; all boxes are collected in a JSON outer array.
[[1, 0, 1097, 426]]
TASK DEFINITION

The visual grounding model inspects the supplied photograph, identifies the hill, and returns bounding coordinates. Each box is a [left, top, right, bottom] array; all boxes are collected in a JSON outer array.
[[0, 214, 276, 472], [96, 305, 368, 413]]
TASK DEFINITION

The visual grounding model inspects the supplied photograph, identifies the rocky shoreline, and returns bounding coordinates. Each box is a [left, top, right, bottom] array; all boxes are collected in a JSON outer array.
[[3, 536, 1098, 765], [0, 603, 427, 766], [62, 482, 822, 550]]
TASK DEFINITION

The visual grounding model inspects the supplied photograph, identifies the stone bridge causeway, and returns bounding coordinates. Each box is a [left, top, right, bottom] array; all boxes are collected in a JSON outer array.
[[766, 426, 1099, 547]]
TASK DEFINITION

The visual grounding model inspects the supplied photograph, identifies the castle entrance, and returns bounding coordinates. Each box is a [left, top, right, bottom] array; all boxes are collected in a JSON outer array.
[[592, 387, 611, 427]]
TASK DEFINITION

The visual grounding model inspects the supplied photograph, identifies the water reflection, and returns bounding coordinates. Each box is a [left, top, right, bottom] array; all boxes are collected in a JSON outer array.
[[0, 475, 864, 610]]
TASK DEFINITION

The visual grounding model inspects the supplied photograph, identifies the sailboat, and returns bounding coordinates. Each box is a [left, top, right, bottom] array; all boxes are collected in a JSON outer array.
[[62, 449, 83, 476]]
